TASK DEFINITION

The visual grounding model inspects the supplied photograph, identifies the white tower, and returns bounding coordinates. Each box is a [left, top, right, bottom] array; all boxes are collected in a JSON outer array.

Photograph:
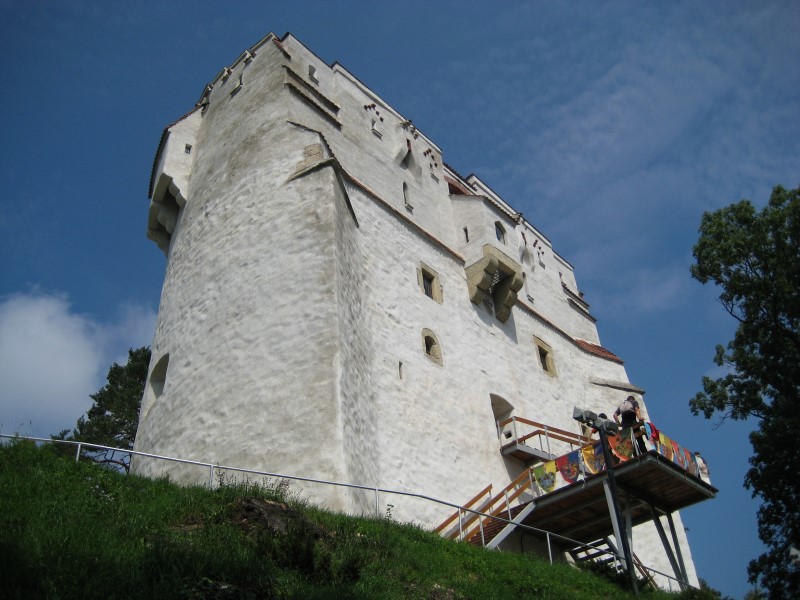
[[135, 33, 710, 589]]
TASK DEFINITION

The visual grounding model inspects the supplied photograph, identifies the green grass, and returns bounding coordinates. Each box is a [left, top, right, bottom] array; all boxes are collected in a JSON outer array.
[[0, 441, 714, 599]]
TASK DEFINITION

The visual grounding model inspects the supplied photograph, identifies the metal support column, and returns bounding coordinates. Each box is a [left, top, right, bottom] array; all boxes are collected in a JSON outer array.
[[624, 489, 634, 558], [650, 506, 688, 591], [666, 512, 690, 586], [599, 428, 638, 595], [603, 480, 626, 570]]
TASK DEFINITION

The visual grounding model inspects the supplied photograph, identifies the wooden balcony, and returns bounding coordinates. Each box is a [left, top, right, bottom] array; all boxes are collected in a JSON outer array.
[[515, 450, 716, 547], [437, 416, 717, 589]]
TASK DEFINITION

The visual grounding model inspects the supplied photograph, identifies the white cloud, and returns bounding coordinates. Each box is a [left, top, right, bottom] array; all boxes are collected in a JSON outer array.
[[0, 292, 155, 438], [99, 302, 158, 366]]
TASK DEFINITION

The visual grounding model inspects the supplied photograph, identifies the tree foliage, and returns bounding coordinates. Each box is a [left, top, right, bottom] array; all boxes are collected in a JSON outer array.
[[57, 347, 150, 472], [690, 185, 800, 599]]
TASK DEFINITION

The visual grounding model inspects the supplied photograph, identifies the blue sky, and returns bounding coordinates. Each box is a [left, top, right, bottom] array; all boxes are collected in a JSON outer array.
[[1, 2, 797, 597]]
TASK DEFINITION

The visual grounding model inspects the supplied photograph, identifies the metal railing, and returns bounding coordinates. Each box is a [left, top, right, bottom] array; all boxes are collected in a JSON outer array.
[[497, 417, 712, 489], [0, 433, 696, 591], [497, 416, 587, 457]]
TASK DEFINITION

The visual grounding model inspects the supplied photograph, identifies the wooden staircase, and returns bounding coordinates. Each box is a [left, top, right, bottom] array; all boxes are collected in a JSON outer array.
[[435, 467, 539, 546], [466, 502, 535, 548], [436, 416, 589, 546]]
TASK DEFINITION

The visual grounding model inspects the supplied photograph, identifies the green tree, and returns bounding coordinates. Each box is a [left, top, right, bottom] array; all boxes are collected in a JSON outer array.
[[743, 588, 766, 600], [690, 185, 800, 599], [56, 347, 151, 472]]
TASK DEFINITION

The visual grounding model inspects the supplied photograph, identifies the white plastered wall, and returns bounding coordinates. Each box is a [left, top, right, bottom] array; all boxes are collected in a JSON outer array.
[[134, 32, 700, 588]]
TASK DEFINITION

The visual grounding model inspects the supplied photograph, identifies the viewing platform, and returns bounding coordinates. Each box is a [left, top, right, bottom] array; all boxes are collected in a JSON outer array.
[[436, 416, 716, 590]]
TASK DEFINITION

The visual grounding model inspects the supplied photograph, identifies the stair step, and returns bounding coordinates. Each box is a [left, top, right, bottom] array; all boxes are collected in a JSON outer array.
[[575, 549, 610, 561], [466, 503, 530, 546]]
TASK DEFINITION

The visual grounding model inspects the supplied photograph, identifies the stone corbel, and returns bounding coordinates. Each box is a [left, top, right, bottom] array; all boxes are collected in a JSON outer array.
[[494, 271, 524, 322], [465, 244, 524, 323], [465, 255, 499, 305]]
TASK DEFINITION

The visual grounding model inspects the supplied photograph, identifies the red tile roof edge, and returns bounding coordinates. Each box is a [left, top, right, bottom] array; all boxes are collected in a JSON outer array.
[[575, 339, 624, 364], [444, 174, 473, 196]]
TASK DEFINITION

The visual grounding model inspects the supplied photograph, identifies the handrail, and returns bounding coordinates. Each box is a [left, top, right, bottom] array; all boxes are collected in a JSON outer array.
[[434, 483, 491, 534], [0, 433, 698, 591], [633, 550, 659, 589], [445, 488, 497, 540], [441, 466, 536, 542], [510, 428, 587, 448], [497, 417, 586, 443], [0, 434, 471, 507]]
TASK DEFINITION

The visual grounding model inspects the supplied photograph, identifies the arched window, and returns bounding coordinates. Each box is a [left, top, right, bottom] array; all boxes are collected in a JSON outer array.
[[421, 328, 443, 366], [491, 394, 523, 448], [149, 353, 170, 398], [495, 221, 506, 244]]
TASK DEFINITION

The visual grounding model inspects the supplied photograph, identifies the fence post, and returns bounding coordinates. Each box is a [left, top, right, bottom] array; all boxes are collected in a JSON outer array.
[[458, 508, 464, 541], [543, 425, 552, 457], [547, 532, 553, 564], [209, 465, 214, 488], [375, 488, 380, 518], [479, 514, 486, 547], [75, 442, 82, 463]]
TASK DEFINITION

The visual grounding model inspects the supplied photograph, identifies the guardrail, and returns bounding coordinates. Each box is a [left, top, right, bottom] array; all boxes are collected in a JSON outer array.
[[497, 418, 712, 492], [497, 416, 586, 457], [0, 433, 696, 591]]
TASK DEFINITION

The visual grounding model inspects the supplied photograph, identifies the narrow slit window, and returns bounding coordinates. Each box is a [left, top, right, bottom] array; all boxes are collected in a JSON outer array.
[[538, 347, 549, 370], [422, 272, 434, 299], [403, 182, 413, 211]]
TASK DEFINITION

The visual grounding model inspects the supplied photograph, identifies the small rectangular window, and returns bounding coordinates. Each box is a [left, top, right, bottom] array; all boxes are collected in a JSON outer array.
[[533, 336, 557, 377], [417, 263, 443, 304]]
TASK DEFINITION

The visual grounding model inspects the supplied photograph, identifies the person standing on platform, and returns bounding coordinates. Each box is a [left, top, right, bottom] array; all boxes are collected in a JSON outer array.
[[613, 395, 647, 455]]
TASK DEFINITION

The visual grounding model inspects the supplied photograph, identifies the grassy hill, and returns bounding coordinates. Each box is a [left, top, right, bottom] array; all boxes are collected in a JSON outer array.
[[0, 441, 715, 599]]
